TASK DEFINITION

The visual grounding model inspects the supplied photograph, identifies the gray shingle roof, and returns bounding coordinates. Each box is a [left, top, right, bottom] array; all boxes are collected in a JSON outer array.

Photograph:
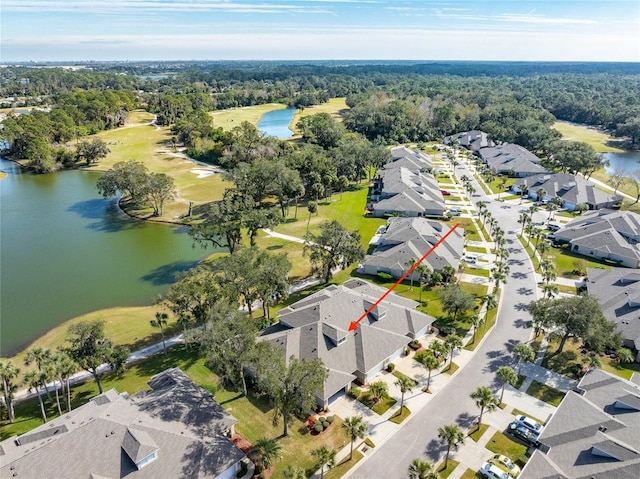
[[520, 369, 640, 479], [373, 167, 445, 216], [446, 130, 494, 151], [479, 144, 547, 176], [521, 173, 621, 208], [0, 369, 245, 479], [389, 145, 433, 170], [261, 279, 434, 398], [363, 217, 463, 274]]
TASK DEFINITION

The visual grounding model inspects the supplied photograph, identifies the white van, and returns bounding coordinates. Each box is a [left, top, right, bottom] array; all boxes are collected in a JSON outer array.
[[463, 254, 478, 264]]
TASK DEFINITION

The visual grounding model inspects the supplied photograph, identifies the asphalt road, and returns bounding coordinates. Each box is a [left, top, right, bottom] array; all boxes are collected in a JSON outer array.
[[349, 159, 539, 478]]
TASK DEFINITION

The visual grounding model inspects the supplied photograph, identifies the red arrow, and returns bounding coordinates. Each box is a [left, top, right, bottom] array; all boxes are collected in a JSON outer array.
[[348, 222, 460, 332]]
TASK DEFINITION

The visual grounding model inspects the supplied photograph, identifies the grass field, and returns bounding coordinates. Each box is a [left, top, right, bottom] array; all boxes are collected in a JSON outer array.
[[290, 98, 349, 134], [437, 459, 460, 478], [325, 450, 364, 479], [83, 120, 231, 221], [469, 423, 489, 442], [485, 431, 528, 464], [525, 380, 565, 407], [210, 103, 288, 130], [553, 121, 626, 153]]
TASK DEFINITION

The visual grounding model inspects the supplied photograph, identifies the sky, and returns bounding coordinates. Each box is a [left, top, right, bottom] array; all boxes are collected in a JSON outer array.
[[2, 0, 639, 62]]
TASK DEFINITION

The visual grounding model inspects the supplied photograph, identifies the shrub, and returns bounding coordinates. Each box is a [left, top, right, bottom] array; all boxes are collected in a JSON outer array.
[[377, 272, 393, 280], [348, 387, 360, 399], [314, 423, 324, 433], [326, 416, 334, 424], [387, 363, 395, 372], [236, 461, 248, 478]]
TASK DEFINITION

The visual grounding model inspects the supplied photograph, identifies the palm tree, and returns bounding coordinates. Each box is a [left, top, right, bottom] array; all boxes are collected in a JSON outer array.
[[415, 351, 440, 392], [429, 340, 448, 361], [518, 213, 531, 236], [176, 314, 193, 352], [537, 239, 553, 260], [444, 334, 463, 369], [415, 264, 431, 302], [150, 312, 169, 354], [574, 202, 588, 215], [524, 223, 535, 248], [491, 269, 508, 290], [342, 415, 368, 460], [282, 465, 306, 479], [437, 423, 465, 469], [0, 359, 20, 423], [513, 343, 535, 374], [470, 386, 499, 425], [368, 380, 388, 404], [408, 458, 440, 479], [395, 375, 415, 413], [24, 370, 48, 423], [53, 352, 77, 412], [480, 293, 497, 313], [307, 200, 317, 233], [405, 257, 417, 288], [24, 347, 53, 403], [468, 314, 485, 343], [535, 188, 546, 202], [542, 283, 559, 299], [616, 348, 635, 364], [311, 445, 336, 479], [496, 366, 518, 403], [546, 202, 558, 221], [43, 360, 63, 416], [249, 438, 283, 474]]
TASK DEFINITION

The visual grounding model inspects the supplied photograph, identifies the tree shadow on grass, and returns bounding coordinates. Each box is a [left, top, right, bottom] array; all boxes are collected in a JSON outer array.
[[141, 259, 200, 286]]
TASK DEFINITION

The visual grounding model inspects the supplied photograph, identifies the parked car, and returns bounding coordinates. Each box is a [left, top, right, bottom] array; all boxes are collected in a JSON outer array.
[[479, 461, 513, 479], [463, 254, 478, 264], [507, 422, 539, 446], [449, 207, 462, 216], [547, 223, 562, 232], [515, 414, 544, 435], [489, 454, 520, 477], [441, 190, 451, 196]]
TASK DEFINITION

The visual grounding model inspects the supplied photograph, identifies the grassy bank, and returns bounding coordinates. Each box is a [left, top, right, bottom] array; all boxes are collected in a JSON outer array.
[[209, 103, 287, 130], [552, 121, 625, 153], [290, 97, 349, 134]]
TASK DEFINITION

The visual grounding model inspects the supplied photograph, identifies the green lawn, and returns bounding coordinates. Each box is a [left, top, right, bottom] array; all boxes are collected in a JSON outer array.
[[443, 362, 459, 375], [392, 369, 418, 387], [525, 380, 566, 407], [485, 431, 528, 465], [468, 423, 489, 442], [290, 98, 349, 133], [552, 121, 626, 153], [465, 290, 501, 351], [273, 184, 385, 249], [324, 450, 364, 479], [437, 459, 460, 478], [460, 468, 479, 479], [389, 406, 411, 424], [464, 267, 490, 278], [357, 392, 397, 415], [464, 245, 488, 254]]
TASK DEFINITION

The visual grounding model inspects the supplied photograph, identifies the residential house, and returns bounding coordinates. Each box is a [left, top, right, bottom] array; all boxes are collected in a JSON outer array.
[[479, 143, 548, 177], [260, 278, 435, 408], [0, 368, 247, 479], [445, 130, 494, 152], [370, 167, 446, 218], [554, 209, 640, 268], [512, 173, 622, 211], [361, 217, 464, 280], [389, 145, 433, 172], [586, 267, 640, 360], [520, 368, 640, 479]]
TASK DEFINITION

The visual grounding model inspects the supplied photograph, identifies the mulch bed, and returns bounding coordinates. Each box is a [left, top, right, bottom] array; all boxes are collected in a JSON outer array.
[[231, 433, 253, 455]]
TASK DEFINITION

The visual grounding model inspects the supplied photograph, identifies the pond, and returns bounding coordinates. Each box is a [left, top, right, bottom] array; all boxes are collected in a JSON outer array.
[[257, 107, 296, 138], [0, 158, 212, 356], [604, 151, 640, 174]]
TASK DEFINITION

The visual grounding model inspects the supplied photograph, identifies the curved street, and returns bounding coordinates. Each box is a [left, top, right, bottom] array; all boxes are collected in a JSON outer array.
[[347, 154, 541, 478]]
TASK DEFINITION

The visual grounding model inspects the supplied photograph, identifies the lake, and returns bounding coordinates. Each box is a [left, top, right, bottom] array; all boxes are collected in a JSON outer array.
[[257, 107, 296, 138], [0, 158, 211, 356], [604, 151, 640, 174]]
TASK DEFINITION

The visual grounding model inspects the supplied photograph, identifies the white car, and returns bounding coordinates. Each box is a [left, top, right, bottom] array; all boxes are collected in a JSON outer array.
[[479, 462, 513, 479], [515, 414, 544, 436], [463, 254, 478, 264]]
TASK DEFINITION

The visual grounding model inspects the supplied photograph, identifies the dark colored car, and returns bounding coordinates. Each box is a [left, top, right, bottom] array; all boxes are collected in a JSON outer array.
[[507, 422, 539, 447], [441, 190, 451, 196]]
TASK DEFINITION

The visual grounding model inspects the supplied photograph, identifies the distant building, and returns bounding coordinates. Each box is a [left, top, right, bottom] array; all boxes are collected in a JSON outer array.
[[586, 267, 640, 360], [445, 130, 494, 152], [260, 278, 435, 408], [520, 368, 640, 479], [0, 368, 246, 479], [554, 210, 640, 268], [370, 167, 446, 218], [389, 145, 433, 172], [478, 144, 548, 177], [513, 173, 622, 211], [361, 216, 464, 279]]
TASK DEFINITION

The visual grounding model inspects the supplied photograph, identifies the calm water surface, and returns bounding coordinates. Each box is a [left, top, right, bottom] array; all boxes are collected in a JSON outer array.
[[0, 158, 210, 356], [257, 107, 296, 138], [604, 151, 640, 173]]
